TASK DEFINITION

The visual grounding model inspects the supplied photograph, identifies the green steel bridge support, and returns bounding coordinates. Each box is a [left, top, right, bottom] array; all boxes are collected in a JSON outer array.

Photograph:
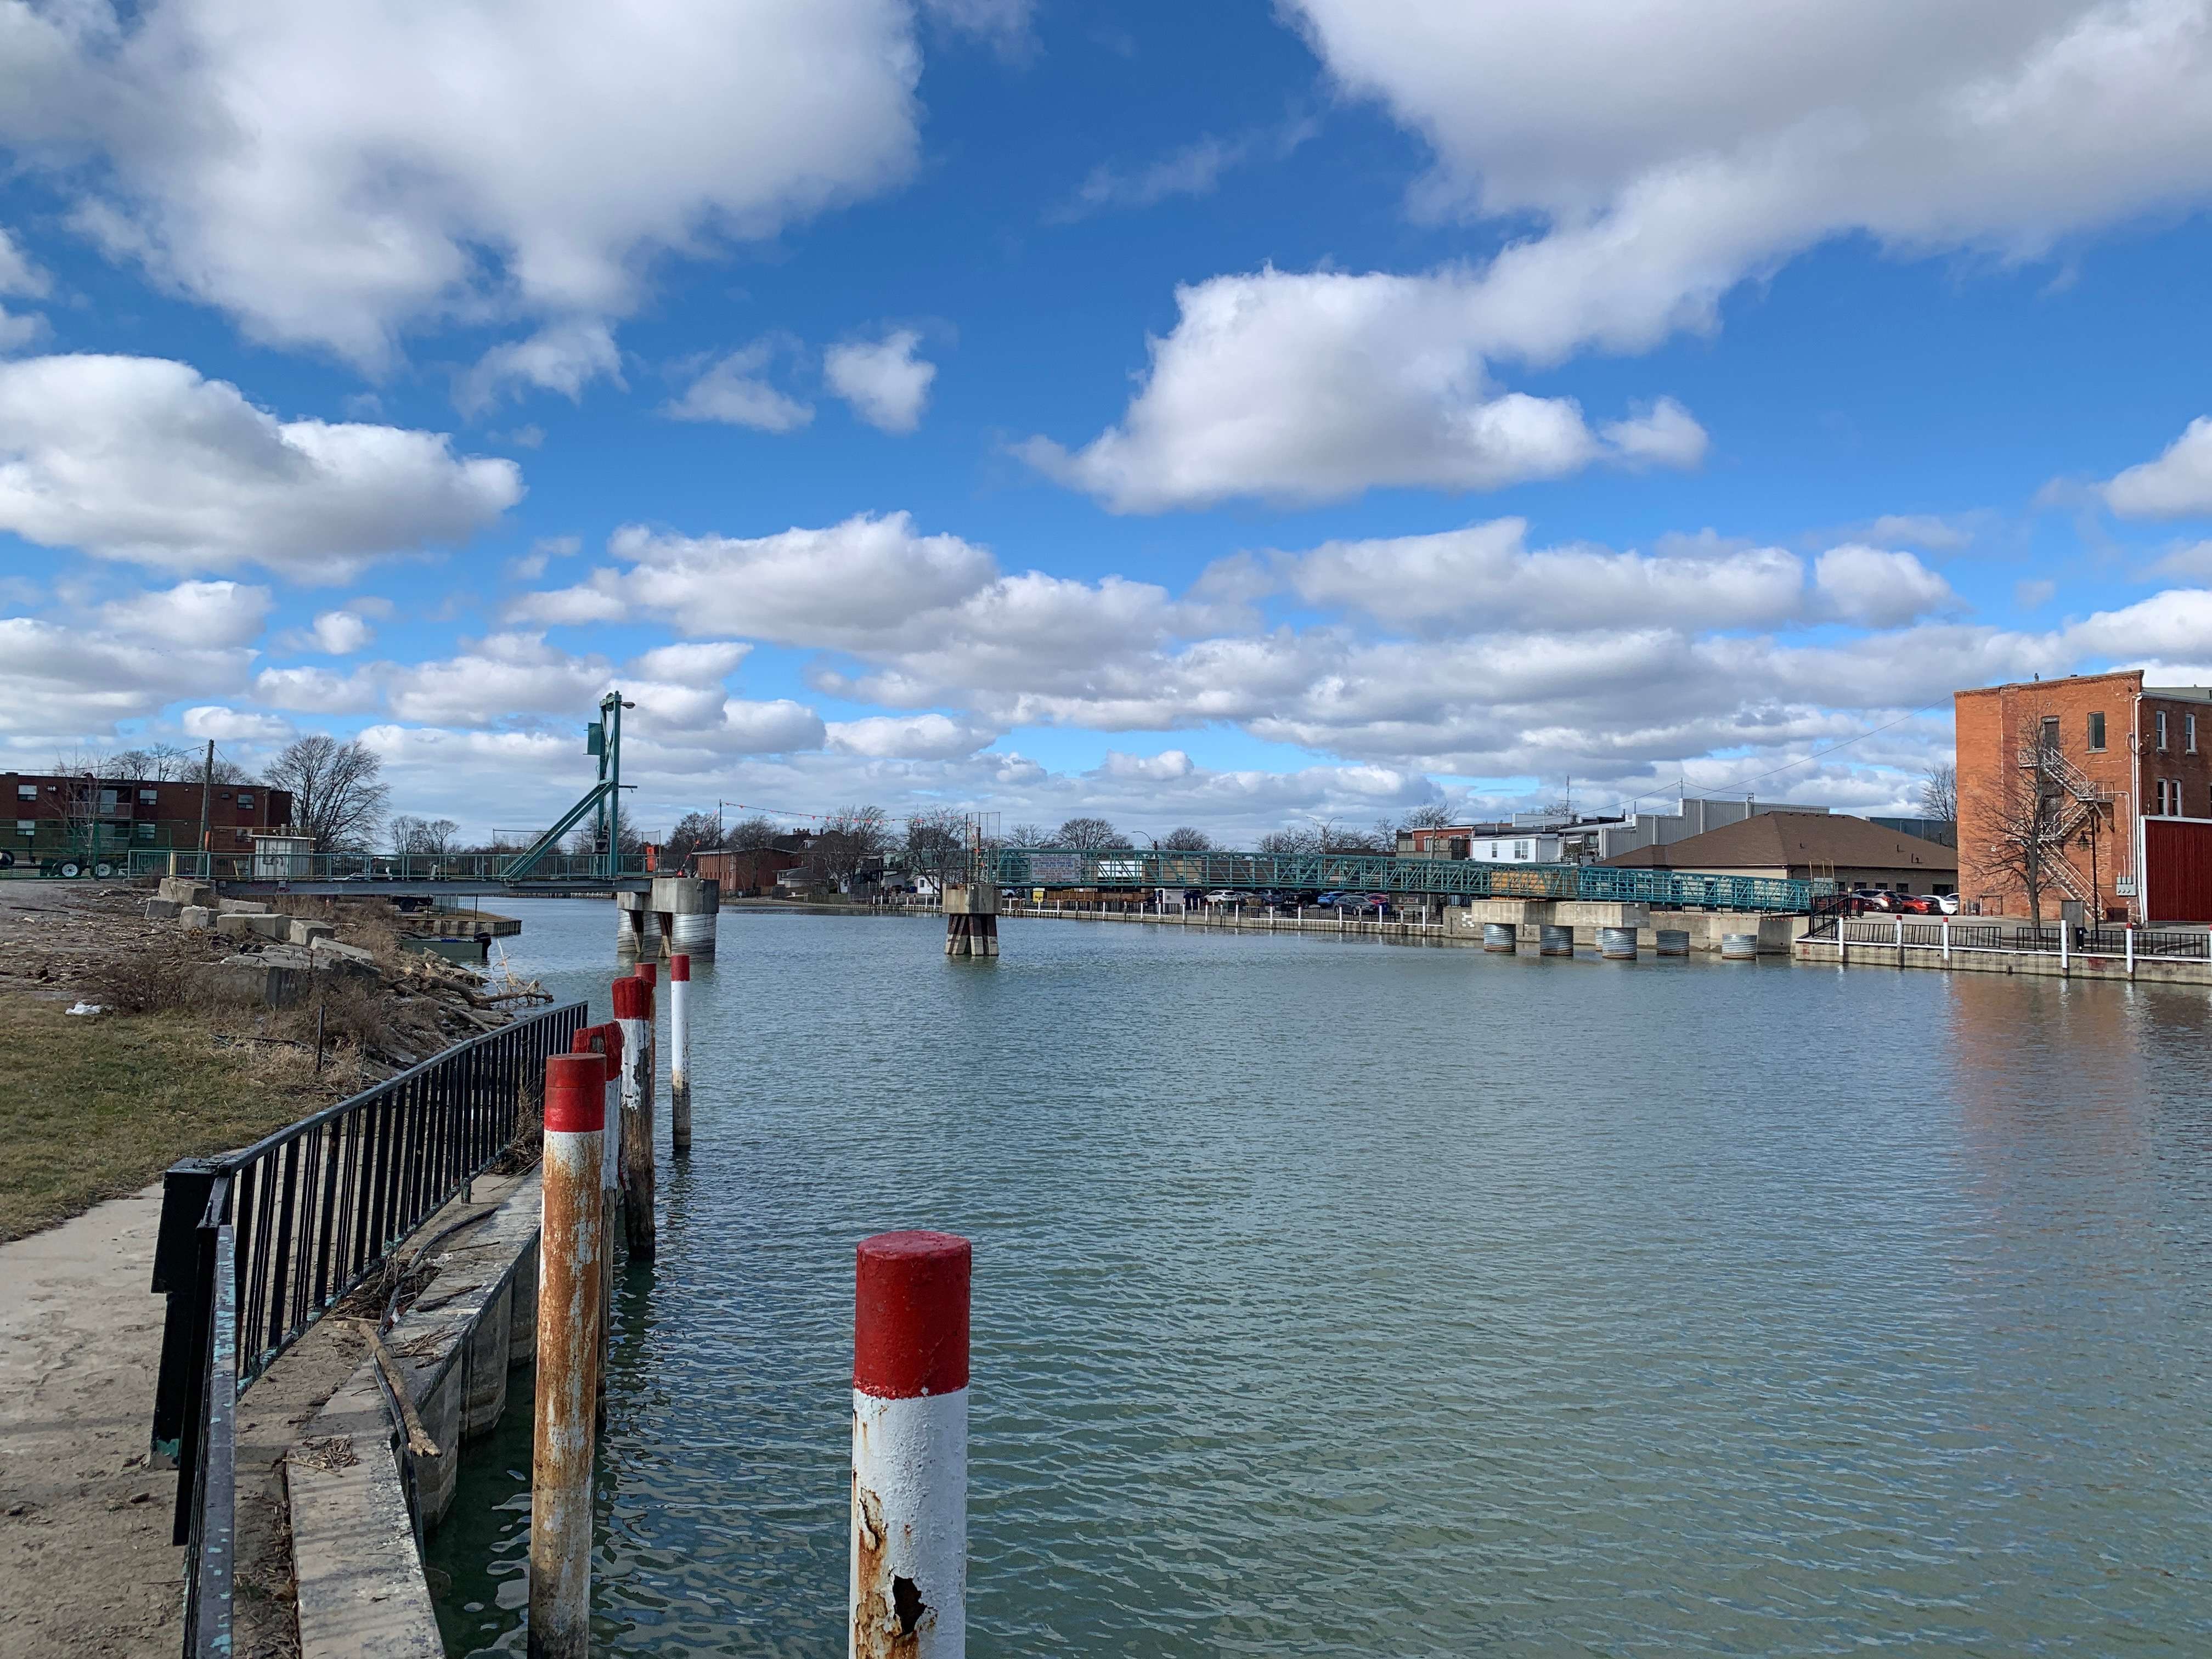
[[991, 849, 1829, 913]]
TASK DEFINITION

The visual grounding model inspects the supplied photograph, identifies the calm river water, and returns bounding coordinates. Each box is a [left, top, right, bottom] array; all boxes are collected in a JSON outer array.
[[427, 901, 2212, 1656]]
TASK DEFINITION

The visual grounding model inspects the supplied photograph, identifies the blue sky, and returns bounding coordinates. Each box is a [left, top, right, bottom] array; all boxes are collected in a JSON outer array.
[[5, 0, 2212, 843]]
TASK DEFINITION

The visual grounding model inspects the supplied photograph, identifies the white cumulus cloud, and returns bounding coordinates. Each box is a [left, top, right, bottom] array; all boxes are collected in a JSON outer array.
[[0, 356, 521, 577], [1814, 545, 1956, 628], [0, 0, 926, 367], [99, 579, 272, 648], [459, 320, 624, 415], [2102, 416, 2212, 518], [664, 341, 814, 432], [1017, 268, 1706, 510], [825, 330, 935, 434]]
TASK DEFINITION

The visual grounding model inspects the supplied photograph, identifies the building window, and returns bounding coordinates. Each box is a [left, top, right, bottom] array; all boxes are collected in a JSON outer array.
[[1934, 884, 1954, 896], [2040, 716, 2060, 751], [138, 788, 157, 804], [14, 820, 31, 836], [2190, 714, 2200, 755], [2087, 712, 2106, 751], [15, 785, 33, 800], [2157, 710, 2169, 750], [134, 822, 156, 842], [237, 792, 255, 810], [1514, 839, 1532, 860]]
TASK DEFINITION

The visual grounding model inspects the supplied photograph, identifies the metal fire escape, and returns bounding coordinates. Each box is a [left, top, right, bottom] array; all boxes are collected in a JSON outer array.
[[2017, 739, 2113, 904]]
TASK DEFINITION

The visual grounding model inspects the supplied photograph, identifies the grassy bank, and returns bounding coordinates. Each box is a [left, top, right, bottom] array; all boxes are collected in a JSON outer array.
[[0, 1005, 347, 1242]]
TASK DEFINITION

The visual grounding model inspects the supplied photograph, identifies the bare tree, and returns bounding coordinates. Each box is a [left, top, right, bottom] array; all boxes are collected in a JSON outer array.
[[111, 742, 200, 783], [568, 805, 644, 859], [1920, 761, 1959, 822], [903, 809, 970, 890], [1007, 822, 1047, 848], [264, 735, 391, 852], [1159, 826, 1213, 851], [724, 814, 784, 851], [1973, 725, 2070, 925], [662, 810, 724, 864], [808, 804, 891, 890], [1052, 816, 1125, 849], [1257, 826, 1319, 855], [391, 815, 460, 855], [1401, 803, 1455, 830]]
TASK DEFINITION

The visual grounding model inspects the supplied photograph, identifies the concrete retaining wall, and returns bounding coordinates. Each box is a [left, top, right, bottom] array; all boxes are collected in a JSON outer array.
[[1794, 935, 2212, 984], [286, 1172, 543, 1659]]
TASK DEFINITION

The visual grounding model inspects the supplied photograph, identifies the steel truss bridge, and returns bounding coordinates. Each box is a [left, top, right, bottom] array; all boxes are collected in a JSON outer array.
[[129, 849, 652, 896], [992, 849, 1827, 913]]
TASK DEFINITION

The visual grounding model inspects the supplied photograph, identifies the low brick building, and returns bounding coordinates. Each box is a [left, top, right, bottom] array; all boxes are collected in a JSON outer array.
[[1955, 669, 2212, 922], [1600, 811, 1958, 894], [4, 771, 294, 871]]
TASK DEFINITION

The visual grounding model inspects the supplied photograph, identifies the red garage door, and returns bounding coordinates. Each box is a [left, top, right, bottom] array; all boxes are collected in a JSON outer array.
[[2145, 818, 2212, 922]]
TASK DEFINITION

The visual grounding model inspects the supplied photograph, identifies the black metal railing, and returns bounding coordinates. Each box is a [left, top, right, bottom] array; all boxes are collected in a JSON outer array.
[[149, 999, 586, 1658], [1815, 918, 2212, 960]]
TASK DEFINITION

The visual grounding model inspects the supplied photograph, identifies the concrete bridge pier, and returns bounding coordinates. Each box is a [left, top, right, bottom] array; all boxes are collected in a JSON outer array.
[[652, 876, 719, 959], [614, 891, 659, 960], [944, 882, 998, 957]]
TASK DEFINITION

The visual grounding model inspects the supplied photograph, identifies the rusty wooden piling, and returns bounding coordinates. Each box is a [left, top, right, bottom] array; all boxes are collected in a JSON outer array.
[[529, 1054, 605, 1659], [851, 1231, 971, 1659], [612, 976, 654, 1261]]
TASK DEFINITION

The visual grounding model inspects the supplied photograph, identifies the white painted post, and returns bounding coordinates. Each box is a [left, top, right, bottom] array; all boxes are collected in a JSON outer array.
[[1895, 914, 1905, 968], [2126, 926, 2135, 978], [852, 1231, 970, 1659], [1942, 919, 1951, 963], [1837, 915, 1846, 967], [669, 953, 691, 1155], [613, 975, 653, 1260], [2059, 921, 2070, 977], [529, 1055, 605, 1659]]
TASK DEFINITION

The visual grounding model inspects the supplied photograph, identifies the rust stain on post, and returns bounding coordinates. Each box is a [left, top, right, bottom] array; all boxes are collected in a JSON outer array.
[[529, 1055, 604, 1659]]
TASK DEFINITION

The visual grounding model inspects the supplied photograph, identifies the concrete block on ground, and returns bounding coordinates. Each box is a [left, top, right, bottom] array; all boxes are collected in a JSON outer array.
[[178, 905, 216, 931], [289, 918, 336, 947], [157, 877, 216, 907], [201, 953, 313, 1008], [215, 912, 255, 939], [143, 897, 181, 921], [217, 898, 270, 915], [246, 912, 292, 940], [311, 938, 380, 982]]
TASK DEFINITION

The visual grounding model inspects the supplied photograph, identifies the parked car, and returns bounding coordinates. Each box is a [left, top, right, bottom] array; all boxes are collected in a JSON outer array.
[[1314, 891, 1345, 906], [1929, 893, 1960, 914], [1204, 890, 1244, 905], [1892, 893, 1937, 915]]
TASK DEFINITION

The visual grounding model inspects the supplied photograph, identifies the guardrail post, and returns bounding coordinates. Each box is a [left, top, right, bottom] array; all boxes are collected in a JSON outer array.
[[852, 1231, 970, 1659], [669, 954, 692, 1154], [530, 1054, 605, 1659], [613, 975, 654, 1260]]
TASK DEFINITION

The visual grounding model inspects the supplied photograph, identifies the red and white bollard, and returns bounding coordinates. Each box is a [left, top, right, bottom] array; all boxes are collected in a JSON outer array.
[[529, 1054, 605, 1659], [851, 1231, 970, 1659], [571, 1022, 624, 1424], [611, 977, 654, 1260], [669, 954, 691, 1154]]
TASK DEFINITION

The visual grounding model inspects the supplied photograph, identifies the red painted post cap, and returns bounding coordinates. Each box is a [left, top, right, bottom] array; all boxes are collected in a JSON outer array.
[[854, 1231, 971, 1398], [566, 1030, 609, 1086], [636, 961, 657, 986], [611, 977, 647, 1020], [544, 1053, 606, 1133], [670, 953, 690, 983]]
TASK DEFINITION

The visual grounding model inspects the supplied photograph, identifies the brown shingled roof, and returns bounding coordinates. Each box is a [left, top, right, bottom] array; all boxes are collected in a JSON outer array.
[[1600, 811, 1957, 872]]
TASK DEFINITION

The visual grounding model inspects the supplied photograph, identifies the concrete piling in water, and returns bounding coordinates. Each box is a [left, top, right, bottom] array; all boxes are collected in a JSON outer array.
[[612, 977, 654, 1262], [652, 876, 719, 959], [1720, 932, 1758, 960], [1538, 924, 1575, 957], [1655, 929, 1690, 956], [943, 882, 998, 958], [1597, 926, 1637, 960], [529, 1054, 605, 1659], [852, 1231, 971, 1659], [669, 953, 692, 1155], [1482, 923, 1516, 952]]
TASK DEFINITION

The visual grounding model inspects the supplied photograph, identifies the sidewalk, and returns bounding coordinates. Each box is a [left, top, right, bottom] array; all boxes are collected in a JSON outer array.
[[0, 1184, 179, 1659]]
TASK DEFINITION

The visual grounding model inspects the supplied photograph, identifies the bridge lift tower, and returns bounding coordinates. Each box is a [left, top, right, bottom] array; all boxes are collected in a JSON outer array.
[[502, 690, 636, 882]]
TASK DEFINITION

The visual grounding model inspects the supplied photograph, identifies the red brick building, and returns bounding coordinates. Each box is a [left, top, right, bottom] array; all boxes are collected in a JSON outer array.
[[4, 771, 294, 870], [1955, 670, 2212, 922]]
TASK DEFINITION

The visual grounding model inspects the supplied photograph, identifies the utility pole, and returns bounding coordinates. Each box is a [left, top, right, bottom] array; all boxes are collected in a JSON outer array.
[[197, 740, 215, 865]]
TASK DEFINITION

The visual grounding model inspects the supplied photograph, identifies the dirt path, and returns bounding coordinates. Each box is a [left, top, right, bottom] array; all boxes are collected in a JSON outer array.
[[0, 1183, 180, 1659]]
